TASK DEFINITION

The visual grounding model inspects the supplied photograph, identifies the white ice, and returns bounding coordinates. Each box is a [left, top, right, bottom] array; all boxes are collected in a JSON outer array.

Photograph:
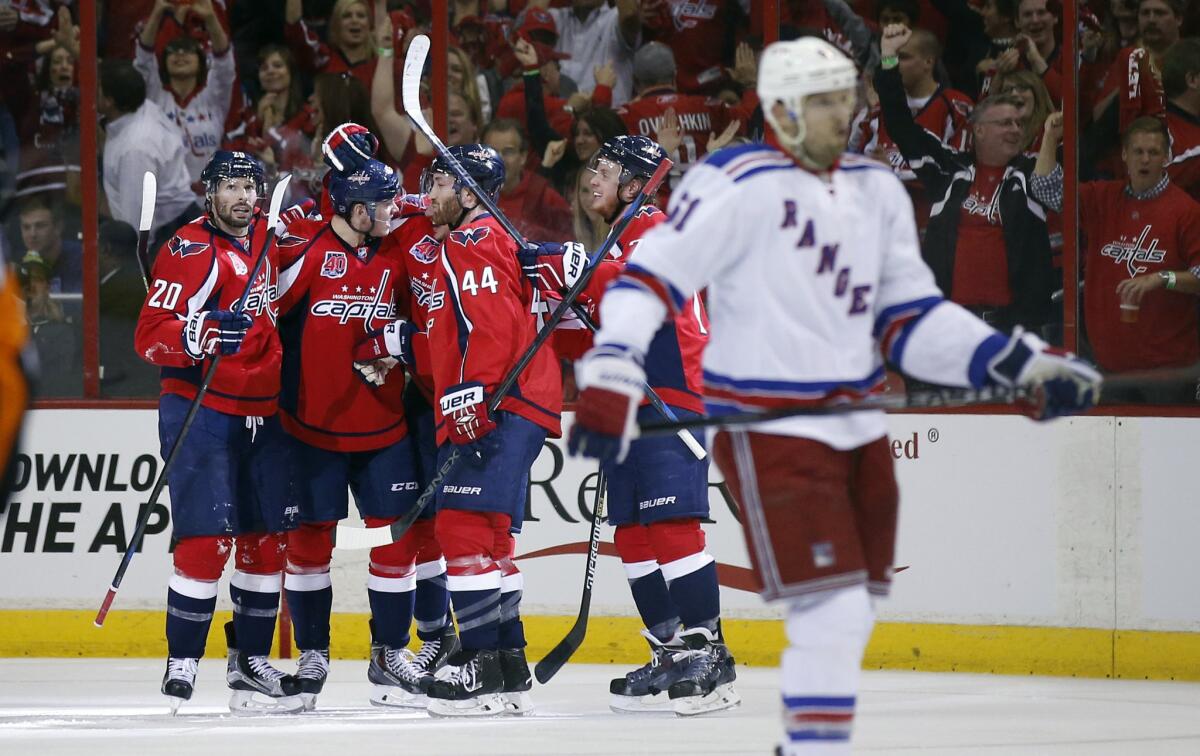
[[1, 659, 1199, 755]]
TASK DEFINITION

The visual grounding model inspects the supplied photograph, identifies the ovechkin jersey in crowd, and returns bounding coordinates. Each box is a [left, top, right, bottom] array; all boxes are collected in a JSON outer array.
[[275, 215, 415, 452], [602, 141, 1000, 451], [536, 205, 709, 415], [428, 212, 563, 444], [135, 211, 282, 417]]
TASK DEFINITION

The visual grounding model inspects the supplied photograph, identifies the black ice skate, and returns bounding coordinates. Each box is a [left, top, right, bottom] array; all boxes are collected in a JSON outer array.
[[425, 649, 507, 717], [367, 646, 432, 708], [412, 624, 461, 680], [295, 648, 330, 711], [223, 622, 303, 714], [499, 647, 534, 714], [666, 627, 741, 716], [609, 630, 688, 714], [161, 657, 199, 715]]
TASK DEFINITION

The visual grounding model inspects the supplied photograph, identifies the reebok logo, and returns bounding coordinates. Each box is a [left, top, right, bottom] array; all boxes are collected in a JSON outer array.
[[444, 485, 482, 495]]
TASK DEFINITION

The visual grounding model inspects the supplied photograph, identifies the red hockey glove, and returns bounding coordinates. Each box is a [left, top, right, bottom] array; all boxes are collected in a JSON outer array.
[[440, 382, 500, 461], [182, 310, 253, 359], [568, 344, 645, 463]]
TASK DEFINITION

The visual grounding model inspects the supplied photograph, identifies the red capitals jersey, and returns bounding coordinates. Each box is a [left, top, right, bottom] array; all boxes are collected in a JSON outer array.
[[540, 206, 710, 415], [642, 0, 740, 94], [428, 213, 563, 443], [275, 218, 409, 452], [380, 211, 442, 402], [134, 213, 281, 417], [618, 87, 746, 174], [1081, 181, 1200, 373]]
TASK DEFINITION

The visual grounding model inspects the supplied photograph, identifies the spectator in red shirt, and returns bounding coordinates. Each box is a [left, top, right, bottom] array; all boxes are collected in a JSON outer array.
[[484, 118, 573, 243], [284, 0, 376, 91], [1034, 114, 1200, 400], [641, 0, 746, 94], [1092, 0, 1184, 122], [499, 18, 579, 138], [1012, 0, 1063, 100]]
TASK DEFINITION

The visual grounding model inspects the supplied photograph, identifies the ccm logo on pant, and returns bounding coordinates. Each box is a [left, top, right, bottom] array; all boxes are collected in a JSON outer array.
[[391, 482, 419, 491]]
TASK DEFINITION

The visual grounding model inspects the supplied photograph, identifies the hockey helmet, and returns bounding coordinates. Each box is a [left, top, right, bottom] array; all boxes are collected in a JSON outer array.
[[420, 144, 505, 204], [756, 38, 857, 153], [328, 158, 400, 219], [201, 150, 266, 196], [588, 135, 667, 189]]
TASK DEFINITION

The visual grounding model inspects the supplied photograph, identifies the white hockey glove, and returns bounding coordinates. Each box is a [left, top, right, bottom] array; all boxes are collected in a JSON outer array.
[[182, 309, 253, 359], [987, 328, 1102, 420], [568, 344, 646, 463]]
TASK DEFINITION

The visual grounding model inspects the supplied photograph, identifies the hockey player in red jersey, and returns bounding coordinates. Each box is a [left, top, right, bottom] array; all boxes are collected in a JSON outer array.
[[568, 36, 1101, 753], [274, 158, 453, 710], [534, 135, 738, 715], [134, 150, 302, 714], [417, 145, 562, 716]]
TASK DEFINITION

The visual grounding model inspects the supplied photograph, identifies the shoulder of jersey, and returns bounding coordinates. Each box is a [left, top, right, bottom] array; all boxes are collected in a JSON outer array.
[[163, 218, 213, 259], [697, 143, 795, 183], [278, 217, 323, 251]]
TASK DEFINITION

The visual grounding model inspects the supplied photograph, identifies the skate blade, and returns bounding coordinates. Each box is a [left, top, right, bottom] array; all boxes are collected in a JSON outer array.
[[299, 692, 318, 712], [502, 691, 534, 715], [166, 696, 185, 716], [609, 693, 674, 714], [672, 683, 741, 717], [426, 693, 507, 717], [370, 684, 428, 709], [228, 689, 305, 715]]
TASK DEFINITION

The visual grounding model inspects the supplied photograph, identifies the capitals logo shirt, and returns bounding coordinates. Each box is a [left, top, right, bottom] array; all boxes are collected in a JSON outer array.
[[135, 212, 282, 416], [1081, 181, 1200, 373], [275, 218, 408, 451]]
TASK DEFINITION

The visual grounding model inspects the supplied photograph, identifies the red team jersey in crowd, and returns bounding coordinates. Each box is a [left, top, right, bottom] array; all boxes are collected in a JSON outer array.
[[1081, 181, 1200, 373], [134, 212, 282, 417], [274, 217, 409, 452], [617, 87, 745, 172], [429, 213, 563, 443]]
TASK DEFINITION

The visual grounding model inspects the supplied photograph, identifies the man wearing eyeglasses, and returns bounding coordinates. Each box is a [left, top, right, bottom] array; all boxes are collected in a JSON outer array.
[[876, 24, 1055, 337]]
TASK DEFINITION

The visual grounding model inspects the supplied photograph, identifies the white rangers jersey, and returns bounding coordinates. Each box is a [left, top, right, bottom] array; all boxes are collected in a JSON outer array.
[[597, 142, 1002, 450], [134, 42, 236, 184]]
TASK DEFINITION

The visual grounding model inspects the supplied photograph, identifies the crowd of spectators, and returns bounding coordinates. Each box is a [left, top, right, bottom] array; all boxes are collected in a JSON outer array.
[[3, 0, 1200, 404]]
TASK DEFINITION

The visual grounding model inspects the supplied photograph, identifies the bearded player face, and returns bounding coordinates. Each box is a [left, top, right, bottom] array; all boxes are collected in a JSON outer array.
[[209, 177, 258, 236], [426, 172, 468, 227], [800, 88, 856, 169]]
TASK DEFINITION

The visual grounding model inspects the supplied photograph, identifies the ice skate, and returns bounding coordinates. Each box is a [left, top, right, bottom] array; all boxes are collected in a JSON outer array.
[[412, 624, 460, 681], [295, 648, 330, 711], [224, 623, 303, 714], [425, 649, 507, 717], [667, 627, 740, 716], [609, 630, 688, 714], [161, 657, 199, 715], [499, 647, 534, 715], [368, 646, 431, 708]]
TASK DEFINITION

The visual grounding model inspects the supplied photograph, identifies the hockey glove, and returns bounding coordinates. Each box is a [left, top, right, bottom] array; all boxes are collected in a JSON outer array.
[[987, 328, 1102, 420], [440, 382, 500, 463], [182, 310, 253, 359], [568, 344, 646, 463], [519, 241, 588, 292], [276, 198, 316, 235], [354, 319, 418, 366], [322, 122, 379, 173]]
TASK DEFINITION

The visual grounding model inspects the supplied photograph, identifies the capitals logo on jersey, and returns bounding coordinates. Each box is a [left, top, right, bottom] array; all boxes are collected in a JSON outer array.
[[321, 250, 348, 279], [409, 234, 440, 264], [411, 272, 445, 312], [449, 227, 491, 247], [1100, 224, 1166, 277], [168, 236, 209, 259]]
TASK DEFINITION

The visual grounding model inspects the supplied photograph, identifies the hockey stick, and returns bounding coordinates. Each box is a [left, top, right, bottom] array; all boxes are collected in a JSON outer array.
[[95, 174, 293, 628], [534, 470, 606, 684], [134, 172, 157, 290]]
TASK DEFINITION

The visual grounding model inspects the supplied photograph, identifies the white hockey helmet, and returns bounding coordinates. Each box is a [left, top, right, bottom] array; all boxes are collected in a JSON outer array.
[[757, 37, 857, 155]]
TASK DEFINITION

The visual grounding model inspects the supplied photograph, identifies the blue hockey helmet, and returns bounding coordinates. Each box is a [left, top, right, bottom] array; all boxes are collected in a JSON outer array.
[[201, 150, 266, 196], [420, 144, 505, 204], [328, 158, 400, 219], [589, 135, 667, 188]]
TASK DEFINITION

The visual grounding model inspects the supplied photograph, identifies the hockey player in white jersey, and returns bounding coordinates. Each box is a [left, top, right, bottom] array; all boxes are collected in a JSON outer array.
[[567, 37, 1101, 754]]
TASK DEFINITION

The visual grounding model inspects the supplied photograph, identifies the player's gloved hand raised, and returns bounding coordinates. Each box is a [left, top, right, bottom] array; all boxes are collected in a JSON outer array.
[[987, 328, 1102, 420], [520, 241, 588, 292], [440, 382, 500, 463], [568, 344, 646, 463], [276, 198, 316, 235], [352, 319, 418, 387], [321, 122, 379, 173], [182, 310, 253, 359]]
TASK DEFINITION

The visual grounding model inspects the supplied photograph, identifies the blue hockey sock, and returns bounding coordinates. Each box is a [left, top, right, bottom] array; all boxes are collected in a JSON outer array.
[[283, 571, 332, 651], [165, 575, 218, 659], [448, 580, 501, 651], [662, 557, 721, 634], [368, 587, 416, 649], [626, 564, 682, 642], [230, 571, 282, 657], [414, 559, 450, 641], [498, 572, 526, 649]]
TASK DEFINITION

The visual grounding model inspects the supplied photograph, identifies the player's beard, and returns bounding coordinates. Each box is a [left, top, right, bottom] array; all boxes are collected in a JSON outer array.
[[214, 199, 254, 235], [428, 194, 463, 228]]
